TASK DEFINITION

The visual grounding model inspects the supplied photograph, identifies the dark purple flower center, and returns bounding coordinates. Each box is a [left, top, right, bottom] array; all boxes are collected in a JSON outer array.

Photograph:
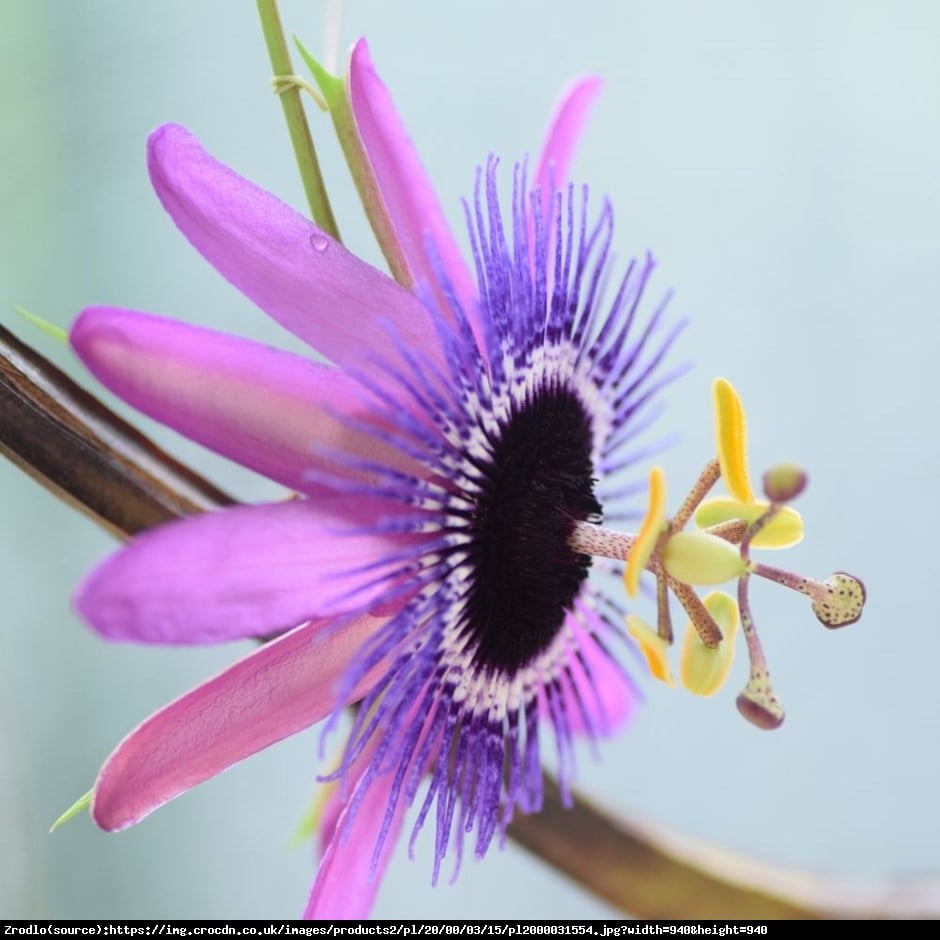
[[464, 383, 601, 672]]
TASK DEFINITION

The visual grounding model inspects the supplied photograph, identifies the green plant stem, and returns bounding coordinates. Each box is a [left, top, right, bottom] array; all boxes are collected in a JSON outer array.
[[256, 0, 339, 238], [295, 39, 413, 287]]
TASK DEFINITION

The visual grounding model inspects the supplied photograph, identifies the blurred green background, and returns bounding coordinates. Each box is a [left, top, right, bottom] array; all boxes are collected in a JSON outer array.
[[1, 0, 938, 920]]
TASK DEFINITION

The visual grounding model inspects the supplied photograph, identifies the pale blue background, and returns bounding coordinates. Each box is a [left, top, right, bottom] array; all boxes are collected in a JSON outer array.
[[1, 0, 938, 920]]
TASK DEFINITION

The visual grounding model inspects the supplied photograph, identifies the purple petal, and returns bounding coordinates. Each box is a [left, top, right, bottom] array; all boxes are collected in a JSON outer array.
[[348, 40, 480, 337], [71, 306, 421, 495], [147, 123, 442, 381], [534, 76, 603, 207], [566, 606, 637, 736], [304, 733, 408, 919], [75, 500, 424, 645], [91, 614, 386, 831]]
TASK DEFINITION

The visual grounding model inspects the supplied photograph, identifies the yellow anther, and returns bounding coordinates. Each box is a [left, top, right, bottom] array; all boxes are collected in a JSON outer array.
[[626, 615, 675, 686], [714, 377, 754, 503], [624, 465, 667, 598], [695, 498, 804, 549], [680, 591, 739, 696]]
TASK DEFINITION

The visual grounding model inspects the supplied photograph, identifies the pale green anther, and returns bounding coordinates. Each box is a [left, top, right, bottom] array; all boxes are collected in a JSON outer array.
[[661, 531, 748, 585], [680, 591, 739, 696], [50, 788, 93, 832], [695, 498, 803, 549], [295, 38, 414, 289]]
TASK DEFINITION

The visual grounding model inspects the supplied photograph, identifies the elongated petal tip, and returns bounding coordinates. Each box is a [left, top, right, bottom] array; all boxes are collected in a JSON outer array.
[[347, 37, 478, 327], [69, 306, 105, 354], [350, 35, 373, 70], [303, 731, 410, 919], [535, 75, 603, 197]]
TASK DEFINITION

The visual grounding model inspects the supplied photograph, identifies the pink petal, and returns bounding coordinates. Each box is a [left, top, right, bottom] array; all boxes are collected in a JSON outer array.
[[565, 602, 637, 737], [75, 500, 425, 645], [92, 614, 386, 831], [71, 306, 421, 495], [347, 40, 481, 340], [304, 732, 408, 919], [534, 76, 603, 211], [147, 123, 442, 381]]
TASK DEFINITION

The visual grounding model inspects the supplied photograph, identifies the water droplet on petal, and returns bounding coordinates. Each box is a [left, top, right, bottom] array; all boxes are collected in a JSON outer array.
[[309, 232, 330, 252]]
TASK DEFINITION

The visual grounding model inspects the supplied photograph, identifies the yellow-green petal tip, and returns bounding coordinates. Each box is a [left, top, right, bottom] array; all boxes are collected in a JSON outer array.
[[50, 788, 93, 833]]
